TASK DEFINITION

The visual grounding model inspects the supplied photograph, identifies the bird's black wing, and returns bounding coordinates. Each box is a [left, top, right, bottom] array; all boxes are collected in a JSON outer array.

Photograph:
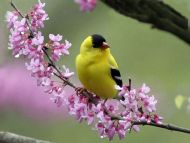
[[110, 68, 123, 87]]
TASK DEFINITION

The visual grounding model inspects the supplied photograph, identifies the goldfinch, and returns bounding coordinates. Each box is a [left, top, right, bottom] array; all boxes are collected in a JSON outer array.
[[75, 34, 122, 99]]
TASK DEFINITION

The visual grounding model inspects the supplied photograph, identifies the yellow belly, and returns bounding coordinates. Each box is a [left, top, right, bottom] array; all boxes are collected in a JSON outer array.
[[76, 55, 117, 99]]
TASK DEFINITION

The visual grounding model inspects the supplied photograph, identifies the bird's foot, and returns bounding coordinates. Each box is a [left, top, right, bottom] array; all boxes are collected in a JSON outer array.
[[75, 87, 86, 96]]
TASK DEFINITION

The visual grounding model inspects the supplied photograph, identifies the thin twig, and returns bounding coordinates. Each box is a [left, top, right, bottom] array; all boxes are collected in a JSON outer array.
[[10, 0, 24, 17], [42, 48, 99, 104], [10, 0, 34, 37], [42, 48, 76, 89], [128, 78, 131, 91], [133, 121, 190, 134]]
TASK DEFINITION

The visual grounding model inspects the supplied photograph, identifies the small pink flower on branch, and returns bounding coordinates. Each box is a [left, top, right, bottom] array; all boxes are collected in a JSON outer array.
[[49, 34, 62, 42], [5, 11, 18, 29], [6, 0, 73, 110], [75, 0, 97, 12], [30, 0, 49, 30], [32, 31, 44, 46], [62, 65, 74, 78], [49, 34, 72, 61]]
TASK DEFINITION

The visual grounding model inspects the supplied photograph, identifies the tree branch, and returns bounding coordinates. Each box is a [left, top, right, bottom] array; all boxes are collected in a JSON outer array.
[[100, 0, 190, 45], [41, 28, 190, 137], [10, 0, 34, 37], [1, 120, 190, 143], [133, 121, 190, 134], [0, 132, 53, 143]]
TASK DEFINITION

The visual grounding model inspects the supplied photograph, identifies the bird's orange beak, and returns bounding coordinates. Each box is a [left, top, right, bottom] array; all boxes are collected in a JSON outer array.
[[101, 42, 110, 49]]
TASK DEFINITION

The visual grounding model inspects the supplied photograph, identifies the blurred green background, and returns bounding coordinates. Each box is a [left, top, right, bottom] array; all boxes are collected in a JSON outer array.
[[0, 0, 190, 142]]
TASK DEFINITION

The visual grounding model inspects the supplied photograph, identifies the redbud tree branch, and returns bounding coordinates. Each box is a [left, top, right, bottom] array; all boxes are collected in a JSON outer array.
[[133, 121, 190, 134], [43, 49, 190, 135], [0, 132, 53, 143], [0, 122, 190, 143], [100, 0, 190, 45]]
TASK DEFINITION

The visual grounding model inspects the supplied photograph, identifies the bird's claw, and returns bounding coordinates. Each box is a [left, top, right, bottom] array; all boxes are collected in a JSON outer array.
[[75, 87, 86, 96]]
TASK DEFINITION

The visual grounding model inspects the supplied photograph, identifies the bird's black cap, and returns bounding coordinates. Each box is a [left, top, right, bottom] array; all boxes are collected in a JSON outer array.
[[92, 34, 106, 48]]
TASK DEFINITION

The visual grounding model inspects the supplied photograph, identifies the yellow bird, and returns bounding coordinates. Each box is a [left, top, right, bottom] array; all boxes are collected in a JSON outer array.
[[75, 34, 122, 99]]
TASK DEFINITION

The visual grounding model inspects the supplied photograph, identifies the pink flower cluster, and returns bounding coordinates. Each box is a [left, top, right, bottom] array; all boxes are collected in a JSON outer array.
[[49, 34, 72, 61], [75, 0, 97, 12], [6, 1, 162, 141], [65, 84, 162, 140], [6, 0, 73, 107], [30, 1, 49, 30]]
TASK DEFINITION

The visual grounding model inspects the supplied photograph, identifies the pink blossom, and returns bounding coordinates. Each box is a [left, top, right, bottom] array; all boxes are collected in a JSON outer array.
[[87, 111, 94, 125], [13, 18, 27, 32], [8, 18, 29, 58], [132, 125, 140, 132], [25, 58, 44, 73], [51, 44, 71, 61], [117, 128, 125, 140], [75, 0, 97, 12], [27, 45, 44, 60], [5, 11, 18, 29], [39, 77, 52, 86], [32, 31, 44, 45], [48, 34, 72, 61], [75, 103, 88, 122], [51, 90, 65, 107], [49, 34, 62, 42], [51, 40, 72, 61], [64, 40, 72, 54], [30, 0, 49, 30], [117, 122, 127, 140], [96, 122, 105, 137], [142, 95, 157, 112], [62, 65, 74, 78], [154, 115, 163, 124], [120, 89, 138, 112], [140, 83, 150, 94], [107, 123, 115, 141]]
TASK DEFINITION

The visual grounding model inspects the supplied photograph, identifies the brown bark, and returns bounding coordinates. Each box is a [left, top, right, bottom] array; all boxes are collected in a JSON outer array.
[[101, 0, 190, 45]]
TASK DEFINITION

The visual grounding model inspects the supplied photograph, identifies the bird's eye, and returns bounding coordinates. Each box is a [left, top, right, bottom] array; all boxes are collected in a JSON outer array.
[[92, 34, 106, 48]]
